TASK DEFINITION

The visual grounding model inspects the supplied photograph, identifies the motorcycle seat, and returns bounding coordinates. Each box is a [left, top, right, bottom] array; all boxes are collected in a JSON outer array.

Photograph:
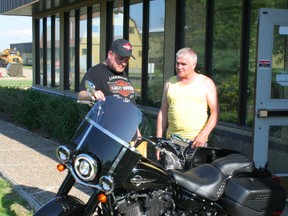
[[211, 153, 255, 176], [170, 164, 226, 201]]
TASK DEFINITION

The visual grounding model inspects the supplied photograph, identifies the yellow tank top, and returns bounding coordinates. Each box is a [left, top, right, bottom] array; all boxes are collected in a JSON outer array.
[[166, 75, 208, 140]]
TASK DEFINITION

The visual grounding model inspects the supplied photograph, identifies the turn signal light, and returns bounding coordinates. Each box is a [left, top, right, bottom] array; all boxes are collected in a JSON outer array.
[[271, 175, 280, 184], [57, 163, 66, 172], [273, 211, 283, 216], [98, 193, 107, 203]]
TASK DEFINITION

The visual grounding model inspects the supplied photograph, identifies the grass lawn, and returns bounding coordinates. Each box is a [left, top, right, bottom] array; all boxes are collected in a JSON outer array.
[[0, 176, 33, 216], [0, 79, 32, 88]]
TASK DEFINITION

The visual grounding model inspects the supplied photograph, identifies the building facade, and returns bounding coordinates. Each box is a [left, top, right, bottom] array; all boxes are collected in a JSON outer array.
[[1, 0, 288, 185]]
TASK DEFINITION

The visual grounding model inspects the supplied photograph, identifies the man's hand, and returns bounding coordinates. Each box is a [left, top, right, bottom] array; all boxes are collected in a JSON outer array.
[[156, 150, 161, 160], [191, 132, 208, 148], [93, 90, 105, 101]]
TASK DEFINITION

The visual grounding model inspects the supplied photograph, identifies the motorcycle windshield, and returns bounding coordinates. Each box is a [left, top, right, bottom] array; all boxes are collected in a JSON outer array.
[[69, 96, 150, 188]]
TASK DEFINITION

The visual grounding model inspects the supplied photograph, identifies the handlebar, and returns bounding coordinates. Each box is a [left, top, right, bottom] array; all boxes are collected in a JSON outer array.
[[77, 100, 94, 106], [135, 136, 195, 170]]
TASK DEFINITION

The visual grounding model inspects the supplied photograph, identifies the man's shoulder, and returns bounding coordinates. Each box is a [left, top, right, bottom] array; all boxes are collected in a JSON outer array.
[[89, 63, 106, 71], [198, 74, 214, 83], [87, 63, 112, 77], [197, 74, 217, 92]]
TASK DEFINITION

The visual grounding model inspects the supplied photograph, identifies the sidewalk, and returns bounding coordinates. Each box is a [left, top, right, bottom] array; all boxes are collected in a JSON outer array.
[[0, 119, 91, 213], [0, 119, 287, 215]]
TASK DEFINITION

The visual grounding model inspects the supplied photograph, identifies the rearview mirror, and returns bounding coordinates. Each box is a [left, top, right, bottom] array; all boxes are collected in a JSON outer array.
[[85, 80, 96, 99]]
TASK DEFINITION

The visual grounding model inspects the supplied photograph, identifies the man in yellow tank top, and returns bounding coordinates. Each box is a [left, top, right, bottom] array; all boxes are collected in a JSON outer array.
[[156, 48, 219, 148]]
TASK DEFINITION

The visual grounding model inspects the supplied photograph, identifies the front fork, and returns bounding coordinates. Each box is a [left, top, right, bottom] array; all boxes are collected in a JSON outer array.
[[100, 194, 117, 216], [56, 172, 103, 216], [55, 172, 121, 216], [56, 172, 75, 196]]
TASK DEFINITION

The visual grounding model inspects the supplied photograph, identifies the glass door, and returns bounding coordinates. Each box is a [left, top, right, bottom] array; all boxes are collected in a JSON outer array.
[[253, 9, 288, 191], [254, 8, 288, 191]]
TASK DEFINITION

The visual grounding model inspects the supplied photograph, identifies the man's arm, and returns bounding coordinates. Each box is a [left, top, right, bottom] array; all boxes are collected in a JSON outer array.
[[77, 71, 106, 102], [192, 77, 219, 147], [156, 79, 169, 138], [78, 89, 106, 101], [78, 90, 93, 101]]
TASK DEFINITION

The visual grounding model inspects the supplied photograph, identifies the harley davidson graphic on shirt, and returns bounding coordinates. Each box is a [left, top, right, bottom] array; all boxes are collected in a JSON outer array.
[[108, 77, 135, 102], [78, 63, 136, 104]]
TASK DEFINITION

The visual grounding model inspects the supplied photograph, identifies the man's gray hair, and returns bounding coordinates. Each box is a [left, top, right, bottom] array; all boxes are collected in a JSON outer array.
[[176, 48, 197, 63]]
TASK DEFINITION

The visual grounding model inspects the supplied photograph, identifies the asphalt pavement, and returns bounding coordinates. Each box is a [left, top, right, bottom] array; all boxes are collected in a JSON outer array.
[[0, 119, 287, 215]]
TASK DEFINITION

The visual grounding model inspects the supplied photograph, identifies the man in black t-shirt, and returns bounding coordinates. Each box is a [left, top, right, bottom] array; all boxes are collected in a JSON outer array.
[[78, 38, 136, 103]]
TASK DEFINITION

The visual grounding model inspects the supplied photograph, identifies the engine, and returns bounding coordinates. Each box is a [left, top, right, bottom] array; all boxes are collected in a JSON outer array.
[[115, 188, 175, 216]]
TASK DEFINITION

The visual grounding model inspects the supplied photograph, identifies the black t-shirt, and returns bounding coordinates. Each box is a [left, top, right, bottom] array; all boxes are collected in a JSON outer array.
[[79, 63, 136, 103]]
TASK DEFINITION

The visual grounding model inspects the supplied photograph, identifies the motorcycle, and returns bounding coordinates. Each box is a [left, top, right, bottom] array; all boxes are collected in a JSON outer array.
[[34, 81, 287, 216]]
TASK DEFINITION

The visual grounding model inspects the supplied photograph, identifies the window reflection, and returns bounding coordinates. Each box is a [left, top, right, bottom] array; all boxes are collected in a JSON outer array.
[[147, 0, 165, 107], [113, 4, 123, 38], [183, 0, 206, 70], [69, 11, 75, 91], [92, 5, 101, 66], [55, 15, 60, 88], [271, 25, 288, 99], [212, 1, 241, 124], [80, 8, 87, 79], [47, 17, 52, 87], [39, 18, 43, 85], [129, 1, 143, 101]]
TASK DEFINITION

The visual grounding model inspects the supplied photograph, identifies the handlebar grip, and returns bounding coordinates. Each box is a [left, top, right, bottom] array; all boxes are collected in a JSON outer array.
[[77, 100, 93, 105]]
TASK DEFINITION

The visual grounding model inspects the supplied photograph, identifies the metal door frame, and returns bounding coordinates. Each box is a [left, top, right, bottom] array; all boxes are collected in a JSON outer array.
[[253, 8, 288, 175]]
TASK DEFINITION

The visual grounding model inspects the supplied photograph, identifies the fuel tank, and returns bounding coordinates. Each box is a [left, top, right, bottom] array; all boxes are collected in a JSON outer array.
[[122, 158, 174, 190]]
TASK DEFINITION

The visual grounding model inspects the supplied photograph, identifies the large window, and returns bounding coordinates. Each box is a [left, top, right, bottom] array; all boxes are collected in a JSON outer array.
[[113, 1, 124, 39], [39, 18, 44, 85], [147, 0, 165, 107], [79, 8, 87, 80], [38, 15, 60, 88], [182, 1, 246, 124], [47, 17, 52, 87], [212, 1, 242, 124], [69, 11, 75, 91], [182, 0, 288, 126], [55, 14, 60, 88], [129, 1, 143, 101], [183, 0, 206, 70], [34, 1, 165, 107], [110, 0, 165, 106], [92, 5, 101, 66], [35, 5, 100, 92]]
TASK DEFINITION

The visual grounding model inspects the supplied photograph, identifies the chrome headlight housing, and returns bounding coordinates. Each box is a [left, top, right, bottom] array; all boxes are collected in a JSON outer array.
[[74, 153, 98, 181], [99, 176, 114, 193], [56, 145, 71, 163]]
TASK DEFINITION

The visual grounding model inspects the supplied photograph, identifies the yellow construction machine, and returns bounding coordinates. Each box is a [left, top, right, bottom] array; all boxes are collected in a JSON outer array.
[[0, 49, 23, 77], [0, 49, 23, 67]]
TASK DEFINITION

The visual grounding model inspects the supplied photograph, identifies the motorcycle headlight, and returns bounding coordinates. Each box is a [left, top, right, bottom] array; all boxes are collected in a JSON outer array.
[[56, 145, 71, 162], [74, 154, 98, 181], [99, 176, 114, 193]]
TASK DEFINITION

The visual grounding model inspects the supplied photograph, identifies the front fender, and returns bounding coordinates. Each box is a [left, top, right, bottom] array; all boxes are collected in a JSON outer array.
[[33, 195, 85, 216]]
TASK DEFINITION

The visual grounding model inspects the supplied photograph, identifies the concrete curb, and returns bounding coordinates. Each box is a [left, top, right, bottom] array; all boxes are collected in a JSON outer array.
[[0, 170, 41, 212]]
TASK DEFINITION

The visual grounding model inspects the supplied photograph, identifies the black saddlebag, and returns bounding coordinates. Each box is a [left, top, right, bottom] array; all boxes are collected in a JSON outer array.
[[220, 176, 286, 216]]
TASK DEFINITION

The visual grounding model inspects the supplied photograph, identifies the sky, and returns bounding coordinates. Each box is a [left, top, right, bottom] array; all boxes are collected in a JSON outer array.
[[0, 15, 32, 51]]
